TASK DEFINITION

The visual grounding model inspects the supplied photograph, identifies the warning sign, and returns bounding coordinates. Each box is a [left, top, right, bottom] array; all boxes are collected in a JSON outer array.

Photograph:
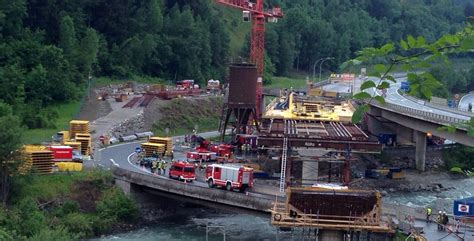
[[458, 204, 470, 213]]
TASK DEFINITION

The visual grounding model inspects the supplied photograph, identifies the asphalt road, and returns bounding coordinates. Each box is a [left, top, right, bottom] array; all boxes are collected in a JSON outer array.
[[459, 93, 474, 112], [366, 77, 472, 121]]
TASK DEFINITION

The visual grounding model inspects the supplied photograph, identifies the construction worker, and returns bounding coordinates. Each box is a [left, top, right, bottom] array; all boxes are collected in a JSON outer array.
[[455, 218, 461, 233], [437, 211, 443, 230], [161, 160, 167, 175], [426, 207, 432, 223], [442, 211, 449, 230], [151, 160, 157, 174]]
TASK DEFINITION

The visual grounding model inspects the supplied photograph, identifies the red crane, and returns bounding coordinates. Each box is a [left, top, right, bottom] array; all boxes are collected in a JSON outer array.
[[215, 0, 283, 117]]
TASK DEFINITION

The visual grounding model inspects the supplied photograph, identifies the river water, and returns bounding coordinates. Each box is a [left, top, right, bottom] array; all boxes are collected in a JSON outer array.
[[89, 197, 280, 241]]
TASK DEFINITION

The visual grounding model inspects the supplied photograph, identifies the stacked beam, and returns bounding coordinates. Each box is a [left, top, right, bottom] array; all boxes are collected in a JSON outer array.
[[140, 142, 165, 157], [20, 145, 54, 174], [64, 141, 81, 151], [74, 134, 91, 156], [149, 137, 173, 156], [69, 120, 89, 139]]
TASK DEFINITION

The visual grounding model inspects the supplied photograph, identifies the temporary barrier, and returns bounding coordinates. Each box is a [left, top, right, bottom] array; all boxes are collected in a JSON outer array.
[[56, 162, 83, 172]]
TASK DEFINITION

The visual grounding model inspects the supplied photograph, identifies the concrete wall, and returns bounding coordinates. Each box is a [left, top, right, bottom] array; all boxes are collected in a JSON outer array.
[[113, 167, 275, 212]]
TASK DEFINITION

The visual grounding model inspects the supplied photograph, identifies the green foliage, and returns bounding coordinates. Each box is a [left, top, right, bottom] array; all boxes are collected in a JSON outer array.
[[96, 187, 138, 223], [3, 170, 133, 239], [344, 22, 473, 125], [352, 104, 368, 124], [443, 145, 474, 171], [27, 227, 78, 241], [62, 213, 93, 237]]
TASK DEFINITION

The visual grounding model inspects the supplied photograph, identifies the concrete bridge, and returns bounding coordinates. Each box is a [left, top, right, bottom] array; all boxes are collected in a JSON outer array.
[[113, 166, 276, 212]]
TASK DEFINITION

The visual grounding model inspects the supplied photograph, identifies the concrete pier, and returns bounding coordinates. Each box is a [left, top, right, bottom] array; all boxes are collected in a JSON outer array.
[[415, 130, 426, 172]]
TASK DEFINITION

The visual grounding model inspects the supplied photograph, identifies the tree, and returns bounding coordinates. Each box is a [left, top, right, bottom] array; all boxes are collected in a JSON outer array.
[[344, 21, 474, 135], [58, 15, 77, 61], [77, 28, 99, 79], [0, 102, 23, 205]]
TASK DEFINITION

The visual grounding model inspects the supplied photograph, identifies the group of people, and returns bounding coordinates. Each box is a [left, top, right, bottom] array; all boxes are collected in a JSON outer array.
[[436, 211, 450, 231], [150, 159, 167, 175], [426, 208, 463, 233]]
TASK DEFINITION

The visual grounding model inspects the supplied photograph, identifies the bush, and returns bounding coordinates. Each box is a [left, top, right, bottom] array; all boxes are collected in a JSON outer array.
[[9, 198, 46, 237], [96, 188, 138, 222], [61, 213, 93, 238], [27, 227, 77, 241]]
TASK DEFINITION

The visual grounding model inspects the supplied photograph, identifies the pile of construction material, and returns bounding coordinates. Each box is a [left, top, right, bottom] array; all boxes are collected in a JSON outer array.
[[140, 142, 165, 157], [19, 145, 54, 174], [149, 137, 173, 156], [109, 112, 145, 138], [68, 120, 91, 156]]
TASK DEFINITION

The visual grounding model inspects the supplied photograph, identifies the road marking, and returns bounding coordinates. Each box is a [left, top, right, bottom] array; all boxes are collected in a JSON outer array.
[[98, 140, 142, 151], [109, 159, 119, 167]]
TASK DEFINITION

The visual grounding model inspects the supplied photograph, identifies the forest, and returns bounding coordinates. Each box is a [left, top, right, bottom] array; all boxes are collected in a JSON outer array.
[[0, 0, 473, 129]]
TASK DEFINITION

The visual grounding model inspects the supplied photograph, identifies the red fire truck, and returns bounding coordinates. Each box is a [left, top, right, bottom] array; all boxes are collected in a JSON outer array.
[[169, 161, 196, 182], [186, 151, 217, 162], [205, 164, 253, 192]]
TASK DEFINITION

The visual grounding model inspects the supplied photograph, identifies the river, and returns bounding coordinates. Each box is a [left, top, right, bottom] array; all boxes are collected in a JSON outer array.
[[89, 195, 280, 241]]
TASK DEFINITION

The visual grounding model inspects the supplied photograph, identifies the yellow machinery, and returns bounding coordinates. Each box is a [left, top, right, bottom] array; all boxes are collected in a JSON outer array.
[[57, 131, 70, 144]]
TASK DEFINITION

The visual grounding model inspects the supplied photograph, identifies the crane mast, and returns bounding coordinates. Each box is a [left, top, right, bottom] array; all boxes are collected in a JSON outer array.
[[215, 0, 283, 117]]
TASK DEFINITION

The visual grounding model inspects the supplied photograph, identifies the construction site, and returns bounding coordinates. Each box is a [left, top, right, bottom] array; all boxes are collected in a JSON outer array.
[[15, 1, 474, 241]]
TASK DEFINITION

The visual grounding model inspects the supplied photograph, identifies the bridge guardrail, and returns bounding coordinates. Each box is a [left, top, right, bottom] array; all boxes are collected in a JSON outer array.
[[370, 101, 469, 129]]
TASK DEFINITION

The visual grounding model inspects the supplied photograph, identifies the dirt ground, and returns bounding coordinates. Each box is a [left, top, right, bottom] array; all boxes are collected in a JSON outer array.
[[77, 86, 113, 121]]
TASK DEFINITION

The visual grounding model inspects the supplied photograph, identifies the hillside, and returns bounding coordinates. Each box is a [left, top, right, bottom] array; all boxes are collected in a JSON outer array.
[[144, 96, 223, 137]]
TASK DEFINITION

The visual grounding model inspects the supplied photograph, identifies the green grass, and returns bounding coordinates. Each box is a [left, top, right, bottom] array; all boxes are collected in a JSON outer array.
[[95, 76, 167, 85], [267, 76, 308, 89], [12, 170, 112, 203], [152, 97, 223, 137], [24, 101, 82, 144]]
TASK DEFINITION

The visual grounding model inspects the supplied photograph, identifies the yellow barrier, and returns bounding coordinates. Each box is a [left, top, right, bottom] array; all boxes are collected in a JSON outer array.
[[56, 162, 83, 172]]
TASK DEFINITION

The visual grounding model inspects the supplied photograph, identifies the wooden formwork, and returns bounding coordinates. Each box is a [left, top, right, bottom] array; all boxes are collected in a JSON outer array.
[[19, 145, 54, 174], [75, 137, 91, 156], [149, 137, 172, 156], [270, 187, 393, 233], [140, 142, 165, 157], [64, 141, 81, 151], [69, 120, 89, 139]]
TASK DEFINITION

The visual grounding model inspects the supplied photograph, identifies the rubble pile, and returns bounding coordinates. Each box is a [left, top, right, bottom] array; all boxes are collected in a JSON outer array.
[[109, 112, 145, 138]]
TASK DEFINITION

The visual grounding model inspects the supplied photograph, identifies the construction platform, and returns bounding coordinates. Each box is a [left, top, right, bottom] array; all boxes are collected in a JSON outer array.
[[264, 92, 353, 122], [258, 118, 381, 152], [270, 187, 393, 233]]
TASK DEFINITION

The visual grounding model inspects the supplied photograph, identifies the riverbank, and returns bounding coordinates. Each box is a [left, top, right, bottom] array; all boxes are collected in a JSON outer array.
[[0, 170, 138, 240]]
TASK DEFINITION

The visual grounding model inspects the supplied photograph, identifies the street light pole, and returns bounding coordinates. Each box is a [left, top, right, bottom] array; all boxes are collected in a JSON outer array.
[[319, 57, 334, 80], [312, 57, 325, 82]]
